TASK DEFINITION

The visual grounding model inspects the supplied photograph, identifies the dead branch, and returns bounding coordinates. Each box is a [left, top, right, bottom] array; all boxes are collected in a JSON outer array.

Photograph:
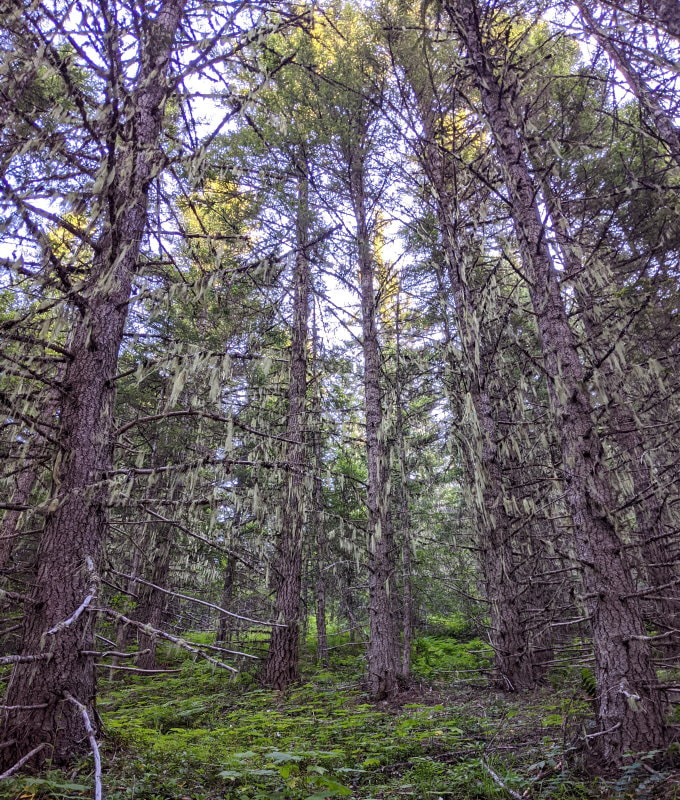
[[64, 693, 102, 800], [0, 743, 46, 780]]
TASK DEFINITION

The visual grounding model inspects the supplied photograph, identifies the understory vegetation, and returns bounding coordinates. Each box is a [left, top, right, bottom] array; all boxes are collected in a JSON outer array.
[[2, 620, 678, 800], [1, 0, 679, 792]]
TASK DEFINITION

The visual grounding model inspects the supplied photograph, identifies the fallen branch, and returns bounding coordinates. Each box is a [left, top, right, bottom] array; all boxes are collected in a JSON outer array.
[[94, 608, 239, 672], [81, 649, 150, 659], [481, 759, 524, 800], [0, 703, 48, 710], [96, 663, 181, 674], [0, 743, 46, 781], [64, 693, 102, 800], [112, 571, 285, 627]]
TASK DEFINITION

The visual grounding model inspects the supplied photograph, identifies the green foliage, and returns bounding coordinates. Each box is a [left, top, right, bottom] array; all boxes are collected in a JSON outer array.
[[5, 649, 674, 800], [413, 636, 492, 679]]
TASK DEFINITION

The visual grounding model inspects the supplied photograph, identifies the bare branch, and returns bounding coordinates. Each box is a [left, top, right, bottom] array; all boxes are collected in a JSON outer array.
[[64, 693, 102, 800], [0, 743, 46, 781]]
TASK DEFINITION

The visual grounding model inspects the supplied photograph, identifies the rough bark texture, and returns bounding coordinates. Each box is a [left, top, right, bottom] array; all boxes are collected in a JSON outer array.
[[310, 324, 329, 667], [394, 299, 413, 680], [540, 175, 680, 633], [444, 0, 667, 758], [262, 171, 311, 689], [0, 0, 185, 769], [349, 144, 400, 700], [409, 88, 538, 691]]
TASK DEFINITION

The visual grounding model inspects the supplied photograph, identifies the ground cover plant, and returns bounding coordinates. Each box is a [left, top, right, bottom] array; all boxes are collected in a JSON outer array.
[[1, 0, 679, 794], [2, 623, 678, 799]]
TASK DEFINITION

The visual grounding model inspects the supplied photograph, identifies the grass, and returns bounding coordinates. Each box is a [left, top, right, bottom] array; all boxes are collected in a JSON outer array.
[[1, 622, 678, 800]]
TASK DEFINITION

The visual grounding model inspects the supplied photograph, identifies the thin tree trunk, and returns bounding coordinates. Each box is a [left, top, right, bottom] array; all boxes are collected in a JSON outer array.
[[575, 0, 680, 167], [348, 144, 400, 700], [263, 168, 311, 689], [0, 0, 185, 769], [110, 543, 142, 679], [394, 292, 413, 680], [136, 524, 173, 670], [310, 308, 329, 667], [217, 511, 242, 645], [444, 0, 667, 758]]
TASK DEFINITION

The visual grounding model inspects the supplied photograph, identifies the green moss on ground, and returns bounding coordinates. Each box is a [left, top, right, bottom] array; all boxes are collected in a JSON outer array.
[[1, 625, 677, 800]]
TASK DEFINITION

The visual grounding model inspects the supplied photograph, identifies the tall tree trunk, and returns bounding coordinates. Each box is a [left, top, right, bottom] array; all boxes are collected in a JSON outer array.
[[348, 144, 400, 699], [217, 555, 237, 644], [407, 83, 538, 691], [217, 509, 242, 644], [263, 168, 311, 689], [539, 176, 679, 632], [310, 310, 329, 667], [394, 292, 413, 680], [111, 543, 142, 679], [444, 0, 667, 758], [0, 0, 185, 769], [136, 524, 173, 670]]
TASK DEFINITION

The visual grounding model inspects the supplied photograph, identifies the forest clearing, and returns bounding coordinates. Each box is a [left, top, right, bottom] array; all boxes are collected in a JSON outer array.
[[0, 0, 679, 797]]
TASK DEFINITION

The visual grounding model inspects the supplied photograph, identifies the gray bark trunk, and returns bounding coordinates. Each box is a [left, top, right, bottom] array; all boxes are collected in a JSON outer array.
[[539, 175, 679, 632], [409, 86, 538, 691], [349, 144, 400, 699]]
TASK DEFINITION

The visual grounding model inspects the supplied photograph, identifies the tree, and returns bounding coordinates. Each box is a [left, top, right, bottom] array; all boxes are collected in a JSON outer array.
[[440, 0, 668, 758]]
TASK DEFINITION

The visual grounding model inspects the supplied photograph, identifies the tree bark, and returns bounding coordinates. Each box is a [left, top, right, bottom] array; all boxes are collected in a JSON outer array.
[[348, 143, 400, 700], [539, 175, 679, 633], [0, 0, 185, 769], [135, 524, 173, 670], [310, 312, 329, 667], [444, 0, 667, 758], [262, 168, 311, 689], [394, 293, 413, 680], [407, 81, 539, 691]]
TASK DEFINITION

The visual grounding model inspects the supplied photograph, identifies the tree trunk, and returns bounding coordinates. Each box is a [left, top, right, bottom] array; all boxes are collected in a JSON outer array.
[[310, 312, 329, 667], [539, 175, 679, 633], [575, 0, 680, 168], [0, 0, 185, 769], [136, 524, 173, 670], [444, 0, 667, 758], [349, 144, 400, 700], [262, 168, 311, 689], [407, 83, 539, 691], [394, 293, 413, 680]]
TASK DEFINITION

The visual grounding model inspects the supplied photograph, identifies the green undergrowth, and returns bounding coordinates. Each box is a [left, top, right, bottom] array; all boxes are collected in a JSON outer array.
[[2, 625, 677, 800]]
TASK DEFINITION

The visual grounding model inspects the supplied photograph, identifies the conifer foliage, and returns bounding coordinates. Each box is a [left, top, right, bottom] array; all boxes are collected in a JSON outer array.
[[0, 0, 678, 778]]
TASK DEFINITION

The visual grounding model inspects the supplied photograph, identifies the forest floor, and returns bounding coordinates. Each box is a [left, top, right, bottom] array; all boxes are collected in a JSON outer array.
[[2, 621, 679, 800]]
